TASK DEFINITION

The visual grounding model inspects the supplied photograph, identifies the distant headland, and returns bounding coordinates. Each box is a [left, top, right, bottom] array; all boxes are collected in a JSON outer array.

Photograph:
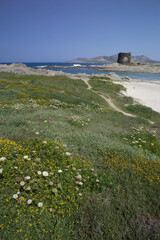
[[67, 54, 159, 63]]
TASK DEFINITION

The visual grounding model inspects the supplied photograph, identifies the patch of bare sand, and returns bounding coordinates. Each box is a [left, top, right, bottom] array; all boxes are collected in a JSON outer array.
[[118, 80, 160, 114]]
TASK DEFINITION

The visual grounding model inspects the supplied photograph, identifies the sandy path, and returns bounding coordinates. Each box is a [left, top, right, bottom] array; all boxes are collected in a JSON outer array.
[[98, 93, 135, 117], [80, 77, 155, 123], [77, 77, 135, 117]]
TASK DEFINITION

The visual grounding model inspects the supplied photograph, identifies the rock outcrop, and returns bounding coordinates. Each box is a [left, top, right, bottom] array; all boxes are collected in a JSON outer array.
[[117, 52, 131, 64], [108, 72, 122, 80]]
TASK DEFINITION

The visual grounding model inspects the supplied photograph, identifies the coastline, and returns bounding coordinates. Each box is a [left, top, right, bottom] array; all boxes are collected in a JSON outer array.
[[92, 63, 160, 74], [0, 63, 160, 114], [116, 79, 160, 114], [43, 62, 160, 74], [2, 62, 160, 74]]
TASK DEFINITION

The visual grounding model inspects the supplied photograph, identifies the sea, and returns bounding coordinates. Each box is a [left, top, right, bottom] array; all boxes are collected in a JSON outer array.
[[2, 62, 160, 81]]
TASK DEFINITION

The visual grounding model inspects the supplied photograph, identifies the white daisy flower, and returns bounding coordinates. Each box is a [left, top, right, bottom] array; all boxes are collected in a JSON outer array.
[[0, 157, 6, 162], [25, 176, 31, 180], [66, 152, 71, 156], [37, 171, 41, 175], [27, 199, 32, 204], [42, 171, 49, 177], [78, 182, 83, 185], [13, 194, 18, 199], [38, 202, 43, 207], [23, 156, 29, 159], [20, 181, 25, 186], [52, 188, 58, 194], [76, 175, 82, 180], [58, 169, 62, 173]]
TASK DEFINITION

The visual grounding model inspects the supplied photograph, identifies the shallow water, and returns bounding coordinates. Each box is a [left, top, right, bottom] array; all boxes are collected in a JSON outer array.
[[28, 62, 160, 81], [2, 62, 160, 81]]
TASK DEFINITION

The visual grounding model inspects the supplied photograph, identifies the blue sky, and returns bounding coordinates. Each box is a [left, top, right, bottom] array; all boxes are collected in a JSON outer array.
[[0, 0, 160, 62]]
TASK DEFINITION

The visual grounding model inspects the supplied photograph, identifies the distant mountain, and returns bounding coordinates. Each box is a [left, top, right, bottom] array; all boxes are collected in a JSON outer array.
[[131, 55, 155, 63], [68, 54, 157, 63]]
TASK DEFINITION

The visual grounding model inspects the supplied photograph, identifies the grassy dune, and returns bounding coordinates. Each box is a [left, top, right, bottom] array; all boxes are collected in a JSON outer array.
[[0, 72, 160, 240], [89, 76, 160, 122]]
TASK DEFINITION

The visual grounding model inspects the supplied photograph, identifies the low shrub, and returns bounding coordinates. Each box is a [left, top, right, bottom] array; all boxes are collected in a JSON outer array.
[[104, 152, 160, 184], [124, 126, 160, 157], [0, 138, 101, 239]]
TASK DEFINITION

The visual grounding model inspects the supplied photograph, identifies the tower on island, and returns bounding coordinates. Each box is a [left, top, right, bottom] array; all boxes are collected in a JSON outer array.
[[117, 52, 131, 64]]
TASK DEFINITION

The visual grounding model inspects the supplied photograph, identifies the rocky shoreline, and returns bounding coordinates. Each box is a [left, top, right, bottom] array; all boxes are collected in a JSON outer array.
[[1, 62, 160, 80], [37, 62, 160, 74], [91, 63, 160, 74], [0, 63, 120, 80]]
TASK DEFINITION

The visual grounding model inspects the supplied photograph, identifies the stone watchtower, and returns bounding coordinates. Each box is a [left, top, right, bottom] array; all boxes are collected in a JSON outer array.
[[117, 52, 131, 64]]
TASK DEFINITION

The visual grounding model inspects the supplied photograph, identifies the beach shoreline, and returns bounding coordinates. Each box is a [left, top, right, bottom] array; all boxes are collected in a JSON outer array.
[[0, 63, 160, 114], [116, 79, 160, 114]]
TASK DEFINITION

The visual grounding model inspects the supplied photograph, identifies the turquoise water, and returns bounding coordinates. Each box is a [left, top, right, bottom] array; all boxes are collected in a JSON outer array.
[[114, 72, 160, 81], [2, 62, 160, 81], [28, 62, 160, 81]]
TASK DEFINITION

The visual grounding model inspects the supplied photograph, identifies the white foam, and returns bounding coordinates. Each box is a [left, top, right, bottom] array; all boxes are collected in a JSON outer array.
[[73, 64, 81, 67], [37, 65, 48, 68]]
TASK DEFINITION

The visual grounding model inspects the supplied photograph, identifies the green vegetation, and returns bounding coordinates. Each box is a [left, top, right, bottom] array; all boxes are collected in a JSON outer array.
[[125, 104, 160, 121], [89, 77, 160, 122], [124, 126, 160, 158], [90, 76, 126, 93], [123, 62, 137, 66], [0, 72, 160, 239], [0, 138, 102, 239], [0, 72, 108, 107]]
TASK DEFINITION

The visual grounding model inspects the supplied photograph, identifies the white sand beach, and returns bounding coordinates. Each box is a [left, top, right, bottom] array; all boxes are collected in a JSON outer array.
[[119, 80, 160, 114]]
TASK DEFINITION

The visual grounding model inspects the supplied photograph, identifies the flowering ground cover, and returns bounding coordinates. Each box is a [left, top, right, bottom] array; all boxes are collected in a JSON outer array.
[[1, 138, 160, 239], [104, 152, 160, 184], [124, 126, 160, 158], [0, 72, 160, 239], [0, 72, 109, 110], [0, 138, 102, 239]]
